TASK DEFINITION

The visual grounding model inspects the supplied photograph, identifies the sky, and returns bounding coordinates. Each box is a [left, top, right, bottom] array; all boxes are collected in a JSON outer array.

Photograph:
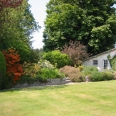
[[28, 0, 50, 49]]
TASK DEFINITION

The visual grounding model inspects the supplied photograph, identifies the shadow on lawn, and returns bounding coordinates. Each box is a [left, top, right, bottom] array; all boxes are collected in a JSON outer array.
[[0, 84, 68, 92]]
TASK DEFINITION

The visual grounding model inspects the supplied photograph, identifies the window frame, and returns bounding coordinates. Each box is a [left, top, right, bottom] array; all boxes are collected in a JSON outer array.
[[93, 60, 98, 66], [104, 60, 108, 69]]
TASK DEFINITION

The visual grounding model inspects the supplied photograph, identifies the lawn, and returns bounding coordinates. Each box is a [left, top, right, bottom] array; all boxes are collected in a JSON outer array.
[[0, 81, 116, 116]]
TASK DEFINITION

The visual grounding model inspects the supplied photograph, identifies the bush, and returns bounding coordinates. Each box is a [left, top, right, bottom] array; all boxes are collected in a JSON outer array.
[[43, 50, 71, 68], [78, 65, 84, 71], [82, 66, 113, 82], [17, 62, 41, 84], [90, 71, 113, 82], [113, 71, 116, 79], [102, 71, 113, 80], [82, 66, 98, 75], [62, 40, 89, 66], [22, 62, 41, 77], [18, 75, 40, 84], [90, 71, 104, 81], [39, 68, 65, 82], [2, 48, 23, 84], [0, 51, 6, 89], [2, 74, 14, 89], [60, 66, 84, 82], [38, 60, 55, 69], [20, 63, 65, 84]]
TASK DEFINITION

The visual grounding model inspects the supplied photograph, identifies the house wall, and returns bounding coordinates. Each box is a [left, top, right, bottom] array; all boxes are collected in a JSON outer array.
[[83, 49, 116, 70]]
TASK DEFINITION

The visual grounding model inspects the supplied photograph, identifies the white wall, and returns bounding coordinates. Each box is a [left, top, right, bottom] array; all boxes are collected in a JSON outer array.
[[83, 49, 116, 70]]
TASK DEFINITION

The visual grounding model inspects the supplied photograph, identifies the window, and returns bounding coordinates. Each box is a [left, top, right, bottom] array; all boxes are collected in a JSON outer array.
[[93, 60, 98, 66], [104, 60, 108, 69]]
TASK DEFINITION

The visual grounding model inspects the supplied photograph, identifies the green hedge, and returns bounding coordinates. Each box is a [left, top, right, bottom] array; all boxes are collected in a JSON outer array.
[[0, 51, 6, 89]]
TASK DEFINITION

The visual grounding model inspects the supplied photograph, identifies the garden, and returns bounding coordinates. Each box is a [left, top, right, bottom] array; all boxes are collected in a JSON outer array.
[[0, 0, 116, 90], [0, 1, 116, 115], [0, 45, 116, 90]]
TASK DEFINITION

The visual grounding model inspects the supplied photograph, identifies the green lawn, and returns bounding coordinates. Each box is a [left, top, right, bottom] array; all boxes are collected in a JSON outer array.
[[0, 81, 116, 116]]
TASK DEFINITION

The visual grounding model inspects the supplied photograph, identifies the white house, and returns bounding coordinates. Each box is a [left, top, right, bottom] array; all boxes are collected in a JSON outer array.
[[82, 47, 116, 71]]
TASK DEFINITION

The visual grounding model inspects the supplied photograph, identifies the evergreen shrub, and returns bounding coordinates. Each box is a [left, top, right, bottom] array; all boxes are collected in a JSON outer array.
[[83, 66, 98, 75], [102, 71, 113, 80], [90, 71, 104, 81], [39, 68, 65, 82], [43, 50, 71, 68], [0, 51, 6, 89]]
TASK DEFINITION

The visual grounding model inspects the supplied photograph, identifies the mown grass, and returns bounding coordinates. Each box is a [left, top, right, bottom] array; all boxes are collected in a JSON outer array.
[[0, 80, 116, 116]]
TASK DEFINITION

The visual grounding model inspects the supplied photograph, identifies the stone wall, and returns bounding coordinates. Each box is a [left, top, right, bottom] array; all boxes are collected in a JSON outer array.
[[12, 78, 66, 88]]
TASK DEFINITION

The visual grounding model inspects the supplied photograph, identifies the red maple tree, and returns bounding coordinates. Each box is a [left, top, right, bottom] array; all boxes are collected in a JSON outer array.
[[2, 48, 23, 83]]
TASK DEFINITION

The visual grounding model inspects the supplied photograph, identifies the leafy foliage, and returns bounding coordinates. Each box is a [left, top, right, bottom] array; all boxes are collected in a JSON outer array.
[[82, 66, 98, 75], [38, 60, 55, 69], [39, 68, 65, 82], [18, 62, 41, 84], [107, 55, 116, 70], [60, 65, 84, 82], [0, 51, 6, 89], [43, 50, 71, 68], [0, 0, 40, 63], [62, 40, 89, 66], [22, 62, 41, 78], [2, 48, 23, 84], [43, 0, 116, 55], [82, 66, 113, 81]]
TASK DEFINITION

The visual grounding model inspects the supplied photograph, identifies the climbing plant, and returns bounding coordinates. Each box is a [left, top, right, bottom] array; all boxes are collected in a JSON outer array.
[[107, 55, 116, 70]]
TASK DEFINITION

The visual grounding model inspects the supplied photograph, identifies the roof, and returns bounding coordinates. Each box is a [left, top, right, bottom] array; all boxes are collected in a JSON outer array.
[[84, 48, 116, 61]]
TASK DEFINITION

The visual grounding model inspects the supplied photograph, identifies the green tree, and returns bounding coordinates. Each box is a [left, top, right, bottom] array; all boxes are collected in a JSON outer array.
[[0, 0, 40, 62], [43, 0, 116, 55]]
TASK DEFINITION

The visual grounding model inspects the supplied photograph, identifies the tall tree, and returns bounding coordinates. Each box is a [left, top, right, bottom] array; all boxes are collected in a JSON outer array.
[[0, 0, 40, 62], [43, 0, 116, 55]]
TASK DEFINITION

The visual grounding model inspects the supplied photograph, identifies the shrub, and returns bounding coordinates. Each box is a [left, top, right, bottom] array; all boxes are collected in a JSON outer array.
[[18, 75, 40, 84], [39, 68, 65, 82], [82, 66, 113, 82], [62, 40, 89, 66], [113, 71, 116, 79], [2, 48, 23, 84], [38, 60, 55, 69], [18, 62, 41, 84], [2, 74, 14, 89], [82, 66, 98, 75], [90, 71, 104, 81], [60, 66, 84, 82], [22, 62, 41, 77], [78, 65, 84, 71], [102, 71, 113, 80], [43, 50, 71, 68], [0, 51, 6, 89]]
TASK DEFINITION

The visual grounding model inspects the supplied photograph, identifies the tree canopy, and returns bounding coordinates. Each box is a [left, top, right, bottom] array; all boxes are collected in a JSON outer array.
[[43, 0, 116, 55], [0, 0, 40, 62]]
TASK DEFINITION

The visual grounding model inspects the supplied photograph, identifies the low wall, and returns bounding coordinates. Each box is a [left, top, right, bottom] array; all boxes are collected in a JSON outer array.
[[12, 78, 66, 88]]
